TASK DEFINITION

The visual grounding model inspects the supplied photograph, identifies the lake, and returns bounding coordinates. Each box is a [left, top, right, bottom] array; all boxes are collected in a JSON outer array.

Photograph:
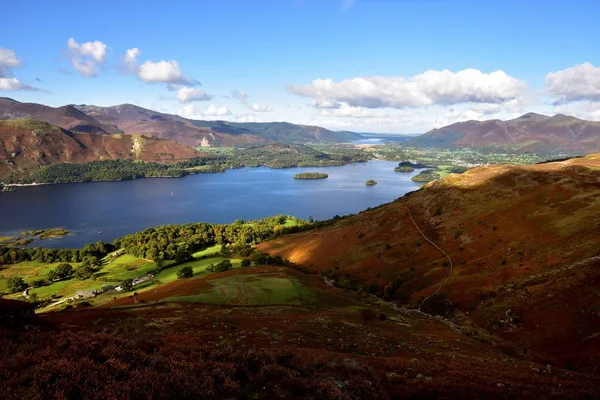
[[0, 161, 422, 248]]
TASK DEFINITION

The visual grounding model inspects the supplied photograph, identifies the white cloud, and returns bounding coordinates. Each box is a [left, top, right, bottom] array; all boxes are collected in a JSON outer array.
[[122, 47, 197, 86], [546, 62, 600, 103], [71, 59, 100, 77], [67, 38, 106, 62], [288, 68, 526, 109], [250, 103, 273, 112], [138, 60, 186, 84], [178, 104, 231, 120], [66, 38, 107, 77], [553, 101, 600, 121], [232, 90, 248, 104], [124, 47, 140, 71], [176, 87, 212, 102], [0, 48, 38, 92], [0, 48, 21, 76], [0, 77, 37, 91], [319, 102, 389, 119], [204, 104, 232, 117]]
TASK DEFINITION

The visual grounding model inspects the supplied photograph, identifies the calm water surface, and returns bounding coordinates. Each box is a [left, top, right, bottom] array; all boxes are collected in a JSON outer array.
[[0, 161, 422, 248]]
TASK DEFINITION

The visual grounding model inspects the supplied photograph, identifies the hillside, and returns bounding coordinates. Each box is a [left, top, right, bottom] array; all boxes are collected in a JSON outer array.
[[79, 104, 361, 146], [3, 157, 600, 397], [409, 112, 600, 152], [260, 153, 600, 370], [0, 99, 361, 148], [0, 97, 121, 135], [3, 267, 599, 399], [0, 119, 202, 179]]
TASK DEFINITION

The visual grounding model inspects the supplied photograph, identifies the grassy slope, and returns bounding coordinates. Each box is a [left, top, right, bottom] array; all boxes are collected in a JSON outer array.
[[259, 153, 600, 370]]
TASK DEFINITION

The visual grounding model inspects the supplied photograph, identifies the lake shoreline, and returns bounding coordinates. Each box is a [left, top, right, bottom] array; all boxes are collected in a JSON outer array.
[[0, 161, 422, 249], [0, 160, 371, 189]]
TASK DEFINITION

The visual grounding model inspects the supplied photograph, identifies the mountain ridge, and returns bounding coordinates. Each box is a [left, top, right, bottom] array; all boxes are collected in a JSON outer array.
[[0, 99, 362, 147], [409, 112, 600, 152]]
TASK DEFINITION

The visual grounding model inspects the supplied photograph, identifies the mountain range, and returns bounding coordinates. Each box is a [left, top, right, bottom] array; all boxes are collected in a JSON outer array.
[[0, 98, 361, 148], [409, 112, 600, 152]]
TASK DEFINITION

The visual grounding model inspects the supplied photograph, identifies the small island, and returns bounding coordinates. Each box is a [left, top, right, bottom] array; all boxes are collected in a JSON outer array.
[[365, 179, 378, 186], [293, 172, 329, 179], [394, 166, 415, 172]]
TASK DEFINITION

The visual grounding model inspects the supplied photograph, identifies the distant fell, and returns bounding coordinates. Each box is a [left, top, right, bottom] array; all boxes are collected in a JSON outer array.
[[409, 113, 600, 152]]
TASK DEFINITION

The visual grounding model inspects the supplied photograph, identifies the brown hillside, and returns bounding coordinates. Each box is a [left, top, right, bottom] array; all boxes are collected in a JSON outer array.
[[411, 112, 600, 151], [0, 97, 121, 135], [260, 154, 600, 369], [0, 119, 202, 178], [77, 103, 263, 147]]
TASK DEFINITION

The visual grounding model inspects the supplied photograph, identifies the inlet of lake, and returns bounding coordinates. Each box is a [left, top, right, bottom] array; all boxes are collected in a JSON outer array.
[[0, 161, 423, 248]]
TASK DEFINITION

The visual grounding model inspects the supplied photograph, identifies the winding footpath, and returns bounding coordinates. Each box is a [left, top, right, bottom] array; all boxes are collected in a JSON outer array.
[[404, 207, 454, 308]]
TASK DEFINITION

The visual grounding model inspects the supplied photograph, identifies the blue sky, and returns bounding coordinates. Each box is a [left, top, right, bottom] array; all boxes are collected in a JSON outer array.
[[1, 0, 599, 133]]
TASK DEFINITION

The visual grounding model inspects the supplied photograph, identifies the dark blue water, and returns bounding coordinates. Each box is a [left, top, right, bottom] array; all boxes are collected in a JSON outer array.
[[0, 161, 421, 248]]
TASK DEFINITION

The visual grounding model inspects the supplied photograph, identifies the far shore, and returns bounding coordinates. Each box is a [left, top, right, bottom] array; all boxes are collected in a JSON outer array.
[[2, 182, 50, 187]]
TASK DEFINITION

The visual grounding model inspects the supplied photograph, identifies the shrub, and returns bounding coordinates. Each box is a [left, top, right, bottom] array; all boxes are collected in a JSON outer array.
[[75, 266, 93, 280], [207, 260, 232, 273], [7, 277, 27, 293], [177, 266, 194, 279], [31, 278, 48, 288], [241, 259, 251, 268]]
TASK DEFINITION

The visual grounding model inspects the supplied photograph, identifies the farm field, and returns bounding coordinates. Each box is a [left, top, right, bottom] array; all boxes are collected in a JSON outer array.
[[162, 269, 314, 305], [154, 256, 242, 284], [0, 246, 246, 310], [108, 267, 331, 307]]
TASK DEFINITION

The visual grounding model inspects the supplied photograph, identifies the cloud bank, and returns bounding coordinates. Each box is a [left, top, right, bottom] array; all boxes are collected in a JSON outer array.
[[288, 69, 527, 109]]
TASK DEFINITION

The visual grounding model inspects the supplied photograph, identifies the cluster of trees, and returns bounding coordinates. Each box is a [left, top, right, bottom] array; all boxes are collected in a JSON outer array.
[[0, 241, 113, 265], [23, 160, 188, 184], [206, 259, 232, 273], [114, 215, 307, 261]]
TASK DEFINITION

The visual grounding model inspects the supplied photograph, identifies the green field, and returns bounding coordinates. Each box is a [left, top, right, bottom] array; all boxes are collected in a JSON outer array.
[[155, 257, 241, 284], [192, 244, 222, 258], [0, 248, 244, 308], [163, 271, 314, 305], [96, 254, 157, 282]]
